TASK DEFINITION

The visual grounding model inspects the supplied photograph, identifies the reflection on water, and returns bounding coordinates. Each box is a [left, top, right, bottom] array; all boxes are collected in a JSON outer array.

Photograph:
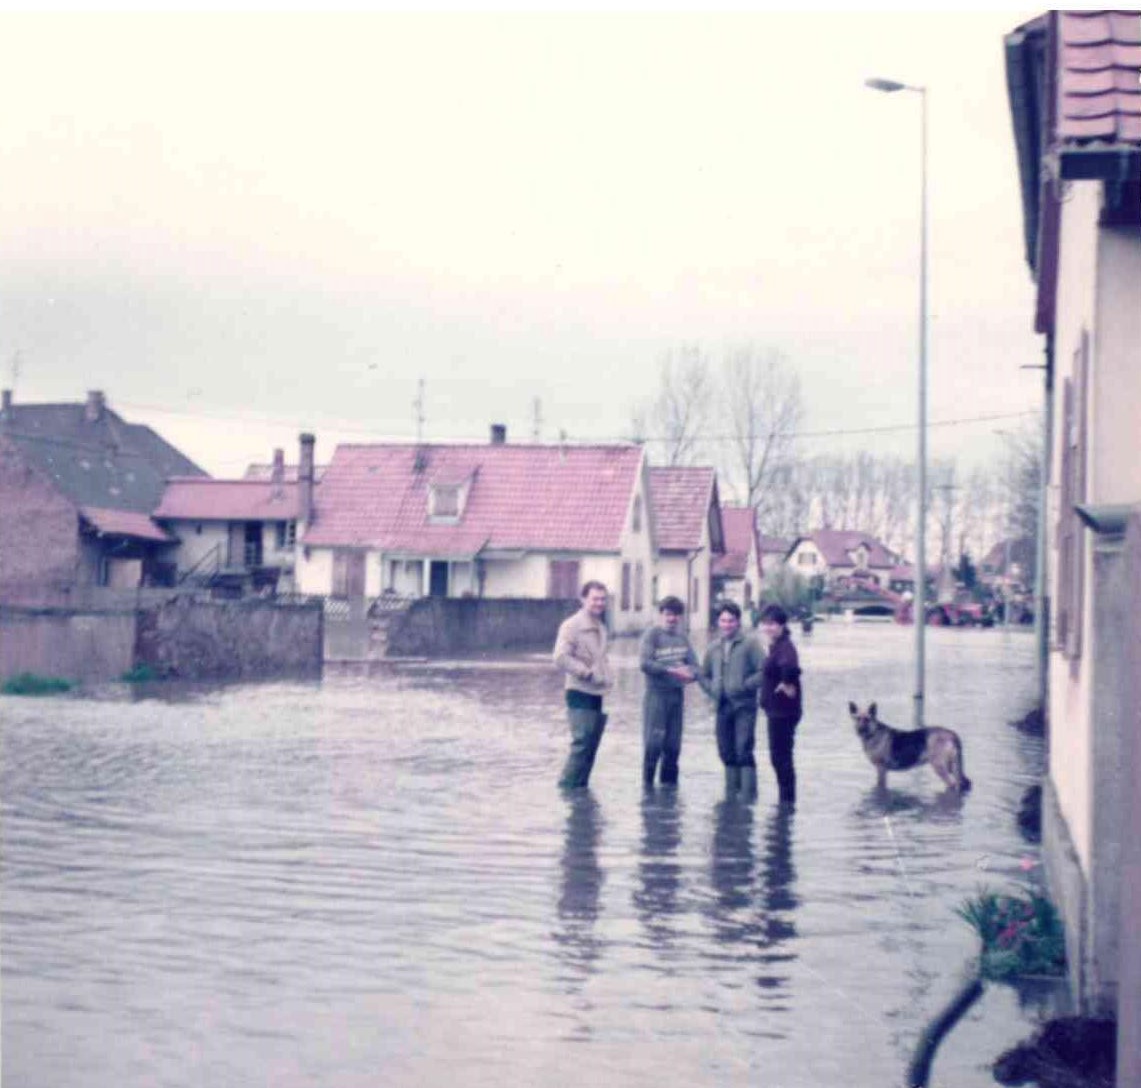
[[556, 792, 605, 985], [633, 789, 683, 952], [1, 624, 1051, 1087]]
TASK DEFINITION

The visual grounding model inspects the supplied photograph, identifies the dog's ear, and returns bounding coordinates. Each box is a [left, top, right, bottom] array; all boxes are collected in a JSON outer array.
[[848, 701, 858, 716], [869, 702, 877, 719]]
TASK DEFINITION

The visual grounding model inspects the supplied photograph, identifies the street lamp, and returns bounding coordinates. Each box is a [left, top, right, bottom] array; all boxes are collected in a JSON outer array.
[[866, 76, 928, 729], [995, 429, 1016, 629]]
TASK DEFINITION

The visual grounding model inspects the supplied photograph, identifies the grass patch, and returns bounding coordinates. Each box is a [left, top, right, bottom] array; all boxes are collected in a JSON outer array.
[[1, 672, 73, 696], [121, 663, 161, 683], [955, 887, 1066, 981]]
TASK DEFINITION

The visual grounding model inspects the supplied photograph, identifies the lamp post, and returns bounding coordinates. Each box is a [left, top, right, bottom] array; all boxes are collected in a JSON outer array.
[[995, 429, 1016, 629], [866, 76, 928, 729]]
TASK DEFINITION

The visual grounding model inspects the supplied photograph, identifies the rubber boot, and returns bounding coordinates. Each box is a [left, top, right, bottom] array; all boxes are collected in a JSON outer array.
[[724, 765, 741, 797], [739, 766, 758, 803]]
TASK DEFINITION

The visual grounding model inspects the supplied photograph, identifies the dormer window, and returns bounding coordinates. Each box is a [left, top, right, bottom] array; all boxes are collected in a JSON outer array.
[[430, 485, 460, 518], [427, 469, 475, 522]]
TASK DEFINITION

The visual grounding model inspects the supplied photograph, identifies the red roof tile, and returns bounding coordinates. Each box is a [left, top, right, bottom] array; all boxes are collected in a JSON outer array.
[[799, 530, 898, 569], [712, 505, 757, 578], [154, 478, 302, 521], [302, 443, 644, 553], [1057, 10, 1141, 145], [80, 506, 172, 543], [647, 467, 716, 552], [758, 534, 793, 557]]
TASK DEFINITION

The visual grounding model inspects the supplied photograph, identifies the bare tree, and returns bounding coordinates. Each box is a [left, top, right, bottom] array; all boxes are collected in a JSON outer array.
[[720, 345, 803, 519], [630, 344, 714, 466]]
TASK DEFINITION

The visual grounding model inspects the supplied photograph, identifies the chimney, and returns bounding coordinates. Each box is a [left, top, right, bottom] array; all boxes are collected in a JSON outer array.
[[1, 389, 11, 418], [298, 433, 315, 526], [490, 423, 507, 445], [84, 390, 105, 423], [271, 448, 285, 485]]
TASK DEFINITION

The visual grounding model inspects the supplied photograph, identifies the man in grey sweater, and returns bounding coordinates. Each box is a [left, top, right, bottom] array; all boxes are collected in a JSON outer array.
[[638, 596, 700, 788]]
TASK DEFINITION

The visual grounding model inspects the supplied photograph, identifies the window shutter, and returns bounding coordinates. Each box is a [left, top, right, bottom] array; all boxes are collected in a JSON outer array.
[[621, 562, 632, 611], [1068, 332, 1090, 663], [1056, 378, 1074, 650]]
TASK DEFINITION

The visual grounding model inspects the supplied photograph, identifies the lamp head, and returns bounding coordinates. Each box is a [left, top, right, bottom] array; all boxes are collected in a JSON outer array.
[[865, 77, 907, 93]]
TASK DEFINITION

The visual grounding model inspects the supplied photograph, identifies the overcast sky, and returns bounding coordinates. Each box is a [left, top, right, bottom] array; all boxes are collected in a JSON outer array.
[[1, 10, 1046, 489]]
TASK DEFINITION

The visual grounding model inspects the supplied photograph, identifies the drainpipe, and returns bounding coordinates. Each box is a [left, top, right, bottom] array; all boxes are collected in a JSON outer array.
[[1036, 334, 1053, 717]]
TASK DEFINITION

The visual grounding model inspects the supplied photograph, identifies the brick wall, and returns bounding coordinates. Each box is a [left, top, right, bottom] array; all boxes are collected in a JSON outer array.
[[135, 597, 323, 680], [385, 597, 579, 657], [0, 436, 80, 594]]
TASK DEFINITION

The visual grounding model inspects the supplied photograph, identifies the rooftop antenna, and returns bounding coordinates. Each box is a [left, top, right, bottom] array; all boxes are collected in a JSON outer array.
[[413, 378, 426, 443], [531, 397, 543, 442]]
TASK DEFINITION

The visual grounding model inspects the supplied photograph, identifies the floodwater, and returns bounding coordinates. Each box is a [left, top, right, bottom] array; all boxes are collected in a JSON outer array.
[[2, 622, 1053, 1088]]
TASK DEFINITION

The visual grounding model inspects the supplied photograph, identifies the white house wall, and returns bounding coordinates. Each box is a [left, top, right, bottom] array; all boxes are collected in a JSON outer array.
[[481, 553, 550, 597], [1047, 179, 1118, 873], [296, 546, 334, 596], [1092, 224, 1141, 506], [166, 521, 231, 574]]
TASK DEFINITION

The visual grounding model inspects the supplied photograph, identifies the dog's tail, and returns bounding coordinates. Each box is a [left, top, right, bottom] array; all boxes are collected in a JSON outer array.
[[955, 738, 972, 792]]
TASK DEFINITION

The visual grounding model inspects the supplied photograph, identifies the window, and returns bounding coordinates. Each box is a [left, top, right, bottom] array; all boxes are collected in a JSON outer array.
[[632, 496, 642, 533], [621, 562, 632, 611], [275, 521, 296, 550], [429, 484, 460, 519], [634, 560, 644, 610], [799, 552, 815, 567], [548, 559, 580, 599]]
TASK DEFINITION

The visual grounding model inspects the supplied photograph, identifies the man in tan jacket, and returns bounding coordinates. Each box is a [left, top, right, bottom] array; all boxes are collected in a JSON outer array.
[[553, 581, 613, 789]]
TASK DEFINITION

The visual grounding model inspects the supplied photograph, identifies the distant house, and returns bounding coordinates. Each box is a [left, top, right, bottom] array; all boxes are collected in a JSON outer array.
[[296, 428, 656, 635], [0, 389, 205, 600], [646, 466, 724, 631], [1005, 8, 1141, 1031], [153, 437, 322, 594], [784, 530, 898, 590], [978, 537, 1035, 590], [712, 504, 761, 612]]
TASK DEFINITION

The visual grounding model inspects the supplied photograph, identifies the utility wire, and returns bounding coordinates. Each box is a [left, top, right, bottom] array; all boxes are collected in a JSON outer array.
[[110, 398, 1037, 445]]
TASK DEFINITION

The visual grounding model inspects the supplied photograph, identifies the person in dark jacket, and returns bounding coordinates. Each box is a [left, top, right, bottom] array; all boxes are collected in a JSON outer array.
[[638, 596, 700, 788], [759, 604, 803, 807], [700, 601, 765, 801]]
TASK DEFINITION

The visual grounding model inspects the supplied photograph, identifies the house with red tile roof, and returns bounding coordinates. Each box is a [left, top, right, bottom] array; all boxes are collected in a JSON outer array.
[[0, 389, 205, 600], [153, 437, 321, 593], [784, 529, 900, 591], [1005, 9, 1141, 1029], [295, 431, 656, 635], [711, 504, 761, 612], [646, 466, 724, 631]]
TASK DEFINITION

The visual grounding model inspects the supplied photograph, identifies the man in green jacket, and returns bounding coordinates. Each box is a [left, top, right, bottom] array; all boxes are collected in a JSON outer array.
[[700, 600, 765, 801]]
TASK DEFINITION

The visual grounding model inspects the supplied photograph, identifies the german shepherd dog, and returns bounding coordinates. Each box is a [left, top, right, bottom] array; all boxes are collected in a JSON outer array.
[[848, 702, 972, 792]]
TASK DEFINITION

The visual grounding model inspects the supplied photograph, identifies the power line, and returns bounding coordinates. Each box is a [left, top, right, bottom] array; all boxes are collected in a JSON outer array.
[[111, 397, 1036, 445]]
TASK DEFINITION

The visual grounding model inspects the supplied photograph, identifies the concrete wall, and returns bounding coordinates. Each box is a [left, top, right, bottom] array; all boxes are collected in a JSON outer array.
[[1117, 514, 1141, 1084], [135, 598, 323, 680], [385, 597, 580, 657], [1042, 515, 1134, 1014], [0, 607, 137, 683], [0, 436, 80, 592]]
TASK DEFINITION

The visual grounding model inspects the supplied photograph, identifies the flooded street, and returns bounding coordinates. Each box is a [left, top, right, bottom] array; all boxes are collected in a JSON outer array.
[[2, 622, 1050, 1088]]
